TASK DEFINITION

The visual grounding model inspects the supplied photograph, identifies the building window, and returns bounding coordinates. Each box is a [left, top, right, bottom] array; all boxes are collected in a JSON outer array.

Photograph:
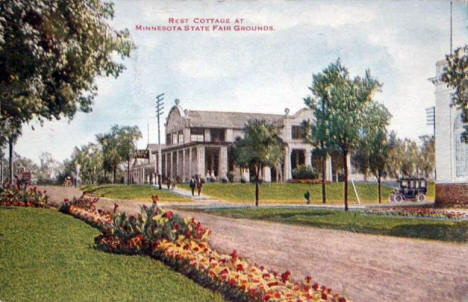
[[291, 125, 304, 139], [190, 128, 204, 142], [454, 114, 468, 177], [178, 131, 184, 144], [211, 128, 225, 142], [166, 134, 171, 145]]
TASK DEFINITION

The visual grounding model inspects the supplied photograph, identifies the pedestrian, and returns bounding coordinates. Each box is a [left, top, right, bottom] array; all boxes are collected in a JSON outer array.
[[171, 177, 176, 190], [304, 190, 310, 204], [189, 176, 196, 196], [167, 177, 171, 190], [196, 176, 203, 196]]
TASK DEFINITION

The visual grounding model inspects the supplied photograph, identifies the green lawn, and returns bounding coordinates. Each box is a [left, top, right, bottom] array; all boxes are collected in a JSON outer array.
[[183, 182, 435, 204], [0, 207, 224, 302], [203, 207, 467, 242], [81, 184, 190, 202]]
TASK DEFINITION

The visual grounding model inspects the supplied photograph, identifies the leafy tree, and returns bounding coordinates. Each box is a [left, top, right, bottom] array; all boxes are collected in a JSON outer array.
[[442, 45, 468, 141], [318, 60, 382, 211], [116, 126, 142, 185], [386, 132, 404, 178], [303, 69, 335, 203], [0, 0, 133, 128], [418, 135, 435, 178], [97, 130, 121, 184], [358, 103, 392, 203], [71, 143, 103, 185], [232, 120, 284, 206]]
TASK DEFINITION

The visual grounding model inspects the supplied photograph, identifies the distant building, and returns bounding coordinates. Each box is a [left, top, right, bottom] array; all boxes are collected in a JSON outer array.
[[127, 103, 336, 184], [432, 60, 468, 205]]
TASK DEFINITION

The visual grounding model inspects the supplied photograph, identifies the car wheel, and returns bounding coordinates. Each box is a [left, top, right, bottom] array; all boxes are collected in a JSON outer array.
[[395, 194, 403, 202]]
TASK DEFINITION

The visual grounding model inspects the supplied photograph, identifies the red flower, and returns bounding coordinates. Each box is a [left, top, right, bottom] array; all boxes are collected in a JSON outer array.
[[230, 250, 238, 261], [281, 270, 291, 283], [236, 264, 244, 272], [163, 211, 173, 219], [113, 203, 119, 213]]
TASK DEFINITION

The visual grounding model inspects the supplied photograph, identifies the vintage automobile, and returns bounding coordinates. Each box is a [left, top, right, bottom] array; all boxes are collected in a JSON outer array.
[[389, 178, 427, 202]]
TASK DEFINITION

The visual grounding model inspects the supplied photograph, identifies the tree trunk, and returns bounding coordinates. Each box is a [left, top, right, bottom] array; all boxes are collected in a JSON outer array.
[[127, 158, 130, 185], [321, 152, 327, 204], [8, 137, 14, 184], [0, 154, 3, 184], [113, 165, 116, 184], [343, 150, 349, 211], [377, 172, 382, 204], [255, 165, 260, 207], [104, 170, 107, 184]]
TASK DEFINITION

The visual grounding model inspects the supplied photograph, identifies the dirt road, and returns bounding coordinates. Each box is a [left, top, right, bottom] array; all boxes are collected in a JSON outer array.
[[42, 186, 468, 302]]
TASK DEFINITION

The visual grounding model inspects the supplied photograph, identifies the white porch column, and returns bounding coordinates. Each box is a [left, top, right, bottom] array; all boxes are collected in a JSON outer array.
[[189, 148, 193, 178], [305, 148, 312, 168], [170, 152, 174, 177], [196, 146, 205, 177], [283, 147, 292, 181], [241, 168, 250, 182], [182, 149, 186, 181], [219, 146, 228, 180], [325, 154, 333, 182], [262, 166, 271, 183]]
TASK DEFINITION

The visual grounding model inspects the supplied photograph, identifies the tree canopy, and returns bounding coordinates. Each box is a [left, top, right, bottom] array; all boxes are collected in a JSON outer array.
[[232, 120, 284, 206], [0, 0, 133, 140], [442, 45, 468, 142], [308, 59, 382, 210]]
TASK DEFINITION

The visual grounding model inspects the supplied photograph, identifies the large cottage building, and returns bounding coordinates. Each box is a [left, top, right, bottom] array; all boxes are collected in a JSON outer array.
[[432, 60, 468, 205], [128, 101, 335, 184]]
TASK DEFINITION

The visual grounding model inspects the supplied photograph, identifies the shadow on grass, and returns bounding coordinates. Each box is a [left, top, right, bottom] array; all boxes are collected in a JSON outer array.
[[388, 223, 468, 242]]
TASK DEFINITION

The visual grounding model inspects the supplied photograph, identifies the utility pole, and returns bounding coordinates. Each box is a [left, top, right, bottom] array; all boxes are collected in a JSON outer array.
[[155, 93, 165, 190]]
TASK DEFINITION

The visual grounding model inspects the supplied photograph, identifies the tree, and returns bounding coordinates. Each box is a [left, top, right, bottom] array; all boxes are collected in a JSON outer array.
[[358, 103, 392, 203], [304, 69, 335, 203], [71, 143, 103, 185], [418, 135, 435, 178], [116, 126, 142, 185], [0, 0, 133, 141], [232, 120, 284, 206], [386, 132, 404, 179], [319, 59, 382, 211], [97, 131, 121, 184], [442, 45, 468, 141]]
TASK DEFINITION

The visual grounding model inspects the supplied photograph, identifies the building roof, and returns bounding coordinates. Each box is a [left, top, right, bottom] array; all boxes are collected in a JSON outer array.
[[147, 144, 165, 150], [185, 110, 284, 129]]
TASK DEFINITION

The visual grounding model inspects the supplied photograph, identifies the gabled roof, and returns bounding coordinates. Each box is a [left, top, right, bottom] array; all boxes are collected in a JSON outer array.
[[185, 110, 284, 129]]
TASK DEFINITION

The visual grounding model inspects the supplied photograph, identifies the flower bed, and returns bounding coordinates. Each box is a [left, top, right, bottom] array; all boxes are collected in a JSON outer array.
[[152, 238, 347, 302], [69, 202, 350, 302], [0, 184, 49, 208], [364, 207, 468, 221]]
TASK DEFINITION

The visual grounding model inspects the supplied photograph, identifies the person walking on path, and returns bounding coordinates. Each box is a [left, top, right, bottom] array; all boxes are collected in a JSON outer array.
[[189, 176, 196, 196], [196, 176, 203, 196], [304, 191, 310, 204]]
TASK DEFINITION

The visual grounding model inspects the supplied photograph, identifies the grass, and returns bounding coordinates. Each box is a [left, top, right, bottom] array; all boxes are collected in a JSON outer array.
[[182, 182, 435, 204], [203, 207, 467, 242], [81, 184, 190, 202], [0, 207, 224, 302]]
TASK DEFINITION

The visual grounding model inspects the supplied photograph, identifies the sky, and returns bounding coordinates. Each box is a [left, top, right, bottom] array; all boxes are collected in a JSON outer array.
[[13, 0, 468, 164]]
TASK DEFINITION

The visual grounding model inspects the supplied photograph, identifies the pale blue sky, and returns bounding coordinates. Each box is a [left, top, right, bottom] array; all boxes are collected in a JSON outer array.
[[14, 0, 468, 163]]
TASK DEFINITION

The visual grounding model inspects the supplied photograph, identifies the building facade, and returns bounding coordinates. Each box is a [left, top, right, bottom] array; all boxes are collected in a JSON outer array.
[[432, 59, 468, 205], [129, 103, 334, 184]]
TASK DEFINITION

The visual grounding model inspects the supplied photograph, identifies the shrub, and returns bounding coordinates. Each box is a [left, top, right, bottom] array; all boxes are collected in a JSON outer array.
[[227, 172, 235, 182], [292, 165, 318, 180]]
